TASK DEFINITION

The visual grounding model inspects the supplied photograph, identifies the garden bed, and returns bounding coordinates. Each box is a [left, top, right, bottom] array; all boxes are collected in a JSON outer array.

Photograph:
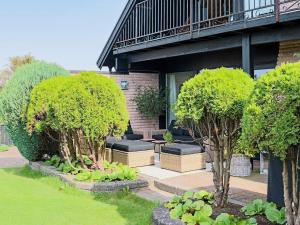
[[152, 191, 283, 225], [152, 204, 274, 225], [29, 161, 148, 192]]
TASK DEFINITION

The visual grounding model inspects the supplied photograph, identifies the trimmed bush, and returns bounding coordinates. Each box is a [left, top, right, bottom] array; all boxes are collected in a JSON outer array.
[[27, 72, 129, 169], [0, 61, 70, 161], [175, 68, 254, 207], [239, 62, 300, 224]]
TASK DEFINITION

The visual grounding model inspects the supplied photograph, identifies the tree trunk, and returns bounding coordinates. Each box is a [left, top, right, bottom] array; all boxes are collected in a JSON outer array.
[[283, 158, 295, 225]]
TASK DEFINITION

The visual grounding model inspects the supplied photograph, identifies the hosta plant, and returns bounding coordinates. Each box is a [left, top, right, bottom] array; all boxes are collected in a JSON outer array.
[[165, 191, 215, 224], [241, 199, 286, 224], [214, 213, 257, 225]]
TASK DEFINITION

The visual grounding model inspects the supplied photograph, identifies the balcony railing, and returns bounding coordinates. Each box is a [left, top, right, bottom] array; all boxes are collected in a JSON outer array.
[[114, 0, 300, 50]]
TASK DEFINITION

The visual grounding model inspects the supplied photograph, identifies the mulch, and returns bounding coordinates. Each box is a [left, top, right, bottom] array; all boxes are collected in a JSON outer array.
[[212, 203, 274, 225]]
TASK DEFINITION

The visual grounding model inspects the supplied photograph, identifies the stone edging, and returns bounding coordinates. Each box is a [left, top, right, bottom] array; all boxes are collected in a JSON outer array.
[[152, 206, 184, 225], [29, 161, 148, 192]]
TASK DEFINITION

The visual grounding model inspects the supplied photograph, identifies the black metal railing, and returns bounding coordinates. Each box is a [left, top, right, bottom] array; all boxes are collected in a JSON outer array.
[[114, 0, 300, 50]]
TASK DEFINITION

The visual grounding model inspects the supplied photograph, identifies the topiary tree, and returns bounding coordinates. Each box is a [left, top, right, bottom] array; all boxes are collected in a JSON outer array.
[[27, 72, 129, 170], [175, 68, 254, 207], [239, 62, 300, 225], [0, 61, 70, 161]]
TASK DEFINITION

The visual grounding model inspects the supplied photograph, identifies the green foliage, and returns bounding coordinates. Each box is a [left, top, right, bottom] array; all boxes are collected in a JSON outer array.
[[165, 191, 215, 225], [214, 213, 257, 225], [175, 68, 254, 206], [74, 162, 138, 182], [133, 86, 167, 119], [0, 61, 69, 161], [27, 73, 129, 156], [175, 68, 254, 124], [241, 199, 286, 224], [163, 131, 173, 143], [194, 190, 214, 205], [45, 155, 61, 167], [239, 62, 300, 160]]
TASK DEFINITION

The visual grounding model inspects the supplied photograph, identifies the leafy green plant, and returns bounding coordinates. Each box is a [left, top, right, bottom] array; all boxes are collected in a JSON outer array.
[[241, 199, 265, 216], [133, 86, 167, 119], [165, 191, 215, 225], [45, 155, 61, 168], [163, 131, 173, 143], [194, 190, 214, 205], [27, 72, 129, 170], [0, 61, 69, 161], [239, 62, 300, 224], [175, 68, 254, 207], [214, 213, 257, 225], [241, 199, 286, 224]]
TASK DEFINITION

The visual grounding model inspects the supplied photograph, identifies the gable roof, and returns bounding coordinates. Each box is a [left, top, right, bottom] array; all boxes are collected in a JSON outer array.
[[96, 0, 137, 70]]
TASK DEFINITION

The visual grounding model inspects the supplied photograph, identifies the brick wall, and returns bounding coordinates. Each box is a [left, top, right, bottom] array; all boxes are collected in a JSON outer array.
[[109, 72, 160, 131], [277, 39, 300, 66]]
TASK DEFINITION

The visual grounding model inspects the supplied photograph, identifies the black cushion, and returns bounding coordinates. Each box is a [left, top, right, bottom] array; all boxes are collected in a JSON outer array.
[[161, 143, 203, 155], [112, 140, 154, 152], [124, 134, 143, 140], [173, 135, 194, 142], [106, 137, 120, 148], [152, 134, 164, 140]]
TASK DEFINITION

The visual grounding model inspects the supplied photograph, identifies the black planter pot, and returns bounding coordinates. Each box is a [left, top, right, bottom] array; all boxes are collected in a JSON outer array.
[[267, 154, 300, 207]]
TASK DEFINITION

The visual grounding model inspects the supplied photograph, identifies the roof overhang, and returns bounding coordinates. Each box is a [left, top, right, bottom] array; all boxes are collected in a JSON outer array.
[[96, 0, 137, 70]]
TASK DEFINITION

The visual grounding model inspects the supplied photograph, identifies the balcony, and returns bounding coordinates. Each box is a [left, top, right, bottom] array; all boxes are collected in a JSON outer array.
[[113, 0, 300, 51]]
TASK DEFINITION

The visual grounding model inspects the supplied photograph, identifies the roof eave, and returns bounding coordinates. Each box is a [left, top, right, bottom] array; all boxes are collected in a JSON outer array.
[[96, 0, 137, 70]]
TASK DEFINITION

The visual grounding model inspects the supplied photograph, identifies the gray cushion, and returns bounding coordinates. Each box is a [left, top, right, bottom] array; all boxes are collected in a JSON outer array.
[[111, 140, 154, 152], [161, 144, 203, 155]]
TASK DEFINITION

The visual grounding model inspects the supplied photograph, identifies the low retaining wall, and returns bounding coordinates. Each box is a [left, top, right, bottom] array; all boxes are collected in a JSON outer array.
[[29, 162, 148, 192], [152, 206, 184, 225]]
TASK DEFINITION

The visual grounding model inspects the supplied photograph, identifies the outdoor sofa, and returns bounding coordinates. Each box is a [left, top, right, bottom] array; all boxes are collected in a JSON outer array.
[[152, 120, 196, 144], [160, 143, 206, 172], [106, 138, 155, 167]]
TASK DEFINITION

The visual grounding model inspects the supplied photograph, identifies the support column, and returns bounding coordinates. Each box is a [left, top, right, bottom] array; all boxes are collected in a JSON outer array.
[[242, 33, 254, 78]]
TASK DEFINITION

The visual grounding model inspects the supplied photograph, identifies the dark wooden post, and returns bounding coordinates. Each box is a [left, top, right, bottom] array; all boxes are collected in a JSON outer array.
[[242, 33, 254, 78]]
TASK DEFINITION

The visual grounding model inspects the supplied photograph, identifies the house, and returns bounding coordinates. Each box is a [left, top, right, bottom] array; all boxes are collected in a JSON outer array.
[[98, 0, 300, 205]]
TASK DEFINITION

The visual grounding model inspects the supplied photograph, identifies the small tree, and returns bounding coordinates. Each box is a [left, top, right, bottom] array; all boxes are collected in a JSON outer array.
[[0, 61, 69, 161], [133, 86, 167, 119], [239, 62, 300, 225], [27, 72, 129, 170], [175, 68, 254, 207]]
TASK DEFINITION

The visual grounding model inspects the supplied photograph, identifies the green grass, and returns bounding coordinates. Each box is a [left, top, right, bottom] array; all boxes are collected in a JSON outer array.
[[0, 144, 11, 152], [0, 166, 158, 225]]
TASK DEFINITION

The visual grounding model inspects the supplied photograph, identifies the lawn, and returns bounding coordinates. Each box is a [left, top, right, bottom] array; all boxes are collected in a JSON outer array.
[[0, 144, 11, 152], [0, 166, 158, 225]]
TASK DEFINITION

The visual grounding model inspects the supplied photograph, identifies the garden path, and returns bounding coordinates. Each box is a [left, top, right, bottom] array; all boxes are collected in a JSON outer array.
[[0, 147, 28, 168]]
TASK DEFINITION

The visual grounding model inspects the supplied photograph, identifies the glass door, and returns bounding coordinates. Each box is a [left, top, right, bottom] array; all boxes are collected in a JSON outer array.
[[166, 71, 197, 126]]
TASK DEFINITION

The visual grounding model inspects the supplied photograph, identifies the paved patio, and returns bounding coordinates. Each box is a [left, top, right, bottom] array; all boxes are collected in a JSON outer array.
[[139, 155, 267, 205]]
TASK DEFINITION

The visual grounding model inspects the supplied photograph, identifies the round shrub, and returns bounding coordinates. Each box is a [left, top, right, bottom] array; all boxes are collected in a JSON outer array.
[[27, 72, 129, 169], [175, 67, 254, 207], [239, 62, 300, 224], [0, 61, 70, 161]]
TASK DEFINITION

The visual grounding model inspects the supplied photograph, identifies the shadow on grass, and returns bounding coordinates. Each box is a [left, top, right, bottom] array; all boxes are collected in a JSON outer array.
[[2, 166, 159, 225], [2, 165, 49, 179]]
